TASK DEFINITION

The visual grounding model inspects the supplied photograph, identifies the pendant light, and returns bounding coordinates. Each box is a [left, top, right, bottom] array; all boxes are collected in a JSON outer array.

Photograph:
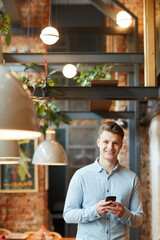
[[40, 0, 59, 45], [32, 127, 68, 165], [116, 11, 132, 28], [0, 140, 21, 164], [62, 64, 77, 79], [0, 64, 42, 140]]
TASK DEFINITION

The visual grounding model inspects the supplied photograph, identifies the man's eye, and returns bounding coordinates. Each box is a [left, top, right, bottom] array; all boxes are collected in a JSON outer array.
[[114, 142, 118, 145]]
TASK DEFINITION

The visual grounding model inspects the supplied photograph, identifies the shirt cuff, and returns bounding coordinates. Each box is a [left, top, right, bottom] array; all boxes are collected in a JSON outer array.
[[87, 205, 101, 221], [118, 208, 131, 224]]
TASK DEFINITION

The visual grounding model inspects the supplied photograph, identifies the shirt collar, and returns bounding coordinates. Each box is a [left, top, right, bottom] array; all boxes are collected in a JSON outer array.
[[94, 157, 120, 173]]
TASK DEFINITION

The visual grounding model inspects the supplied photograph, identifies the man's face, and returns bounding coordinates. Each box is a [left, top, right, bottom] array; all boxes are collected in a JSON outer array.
[[97, 130, 123, 163]]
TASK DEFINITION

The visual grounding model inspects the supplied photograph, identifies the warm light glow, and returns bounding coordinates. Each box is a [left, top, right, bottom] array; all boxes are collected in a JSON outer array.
[[62, 64, 77, 78], [0, 130, 42, 140], [0, 64, 41, 140], [0, 159, 20, 164], [116, 11, 132, 28], [40, 26, 59, 45], [0, 140, 20, 164]]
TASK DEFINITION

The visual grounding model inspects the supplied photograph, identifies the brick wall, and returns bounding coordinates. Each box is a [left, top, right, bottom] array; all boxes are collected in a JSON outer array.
[[0, 0, 157, 238], [0, 166, 49, 232]]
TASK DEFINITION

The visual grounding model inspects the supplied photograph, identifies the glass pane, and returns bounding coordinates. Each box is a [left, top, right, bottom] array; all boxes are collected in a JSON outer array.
[[68, 149, 96, 166], [68, 128, 96, 145]]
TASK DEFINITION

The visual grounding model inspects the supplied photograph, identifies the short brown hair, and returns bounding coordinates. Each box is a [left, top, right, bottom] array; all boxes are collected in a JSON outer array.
[[98, 121, 124, 140]]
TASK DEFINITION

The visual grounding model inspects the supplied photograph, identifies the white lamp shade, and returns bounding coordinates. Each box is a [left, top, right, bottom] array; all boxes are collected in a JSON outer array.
[[40, 26, 59, 45], [0, 140, 21, 164], [62, 64, 77, 78], [32, 127, 68, 165], [0, 64, 42, 140], [32, 139, 68, 165], [116, 11, 132, 28]]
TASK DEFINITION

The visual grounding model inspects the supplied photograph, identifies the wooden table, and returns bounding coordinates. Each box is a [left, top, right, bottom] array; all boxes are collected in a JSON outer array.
[[61, 238, 75, 240]]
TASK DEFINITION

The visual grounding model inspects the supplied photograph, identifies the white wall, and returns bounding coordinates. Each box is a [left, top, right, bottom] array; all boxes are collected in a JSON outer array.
[[149, 114, 160, 240]]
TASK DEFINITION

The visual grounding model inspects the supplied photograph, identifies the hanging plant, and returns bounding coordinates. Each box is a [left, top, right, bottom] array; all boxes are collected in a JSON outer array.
[[0, 10, 12, 46], [74, 63, 113, 86], [20, 55, 71, 135]]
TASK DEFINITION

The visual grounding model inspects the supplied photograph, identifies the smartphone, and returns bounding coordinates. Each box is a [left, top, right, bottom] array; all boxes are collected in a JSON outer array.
[[105, 196, 116, 202]]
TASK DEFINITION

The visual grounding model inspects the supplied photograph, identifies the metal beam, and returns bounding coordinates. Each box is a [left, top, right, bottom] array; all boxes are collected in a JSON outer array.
[[29, 86, 160, 101], [90, 0, 117, 23], [8, 64, 134, 73], [3, 53, 144, 64], [10, 26, 133, 36], [63, 111, 134, 119]]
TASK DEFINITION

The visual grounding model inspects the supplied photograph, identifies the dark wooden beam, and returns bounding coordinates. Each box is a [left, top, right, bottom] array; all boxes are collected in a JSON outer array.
[[3, 52, 144, 64], [29, 86, 160, 101], [10, 26, 133, 36]]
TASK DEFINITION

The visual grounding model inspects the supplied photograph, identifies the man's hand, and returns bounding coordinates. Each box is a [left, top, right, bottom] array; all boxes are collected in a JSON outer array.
[[96, 200, 125, 218], [105, 202, 125, 218], [96, 200, 113, 216]]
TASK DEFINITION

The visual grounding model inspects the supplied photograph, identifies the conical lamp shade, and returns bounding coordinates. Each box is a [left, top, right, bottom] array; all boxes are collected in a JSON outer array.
[[0, 64, 42, 139], [0, 140, 21, 164], [32, 127, 68, 165]]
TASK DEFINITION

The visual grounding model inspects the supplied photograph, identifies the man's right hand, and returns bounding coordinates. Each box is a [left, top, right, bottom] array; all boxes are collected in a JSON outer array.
[[96, 200, 112, 216]]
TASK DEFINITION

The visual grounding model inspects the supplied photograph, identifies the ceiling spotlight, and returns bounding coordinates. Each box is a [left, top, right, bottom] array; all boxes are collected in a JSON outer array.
[[62, 64, 77, 78], [116, 11, 132, 28]]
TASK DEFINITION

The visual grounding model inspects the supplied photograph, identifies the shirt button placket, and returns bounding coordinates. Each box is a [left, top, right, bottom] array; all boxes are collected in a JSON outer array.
[[106, 176, 111, 196]]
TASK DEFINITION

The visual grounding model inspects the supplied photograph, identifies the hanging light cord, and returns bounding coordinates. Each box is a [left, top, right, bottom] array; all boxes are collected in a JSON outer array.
[[27, 0, 31, 49], [49, 0, 51, 26]]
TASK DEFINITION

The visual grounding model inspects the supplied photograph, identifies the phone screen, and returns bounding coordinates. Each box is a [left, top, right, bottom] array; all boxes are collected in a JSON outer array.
[[105, 196, 116, 202]]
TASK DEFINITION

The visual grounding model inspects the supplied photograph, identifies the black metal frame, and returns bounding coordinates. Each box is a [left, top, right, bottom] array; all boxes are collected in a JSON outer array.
[[4, 51, 156, 240]]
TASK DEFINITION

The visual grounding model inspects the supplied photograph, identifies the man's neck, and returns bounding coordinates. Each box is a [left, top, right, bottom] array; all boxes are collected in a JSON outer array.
[[98, 158, 118, 175]]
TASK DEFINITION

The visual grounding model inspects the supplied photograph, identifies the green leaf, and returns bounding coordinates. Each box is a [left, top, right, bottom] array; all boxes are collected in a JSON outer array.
[[49, 89, 63, 95], [0, 11, 11, 34], [35, 82, 42, 87], [24, 63, 35, 72], [47, 81, 54, 87], [39, 105, 45, 115], [54, 78, 61, 84], [34, 102, 40, 109], [5, 32, 12, 46]]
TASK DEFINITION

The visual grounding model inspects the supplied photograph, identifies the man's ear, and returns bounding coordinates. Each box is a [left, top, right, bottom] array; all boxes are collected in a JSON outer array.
[[97, 138, 100, 147]]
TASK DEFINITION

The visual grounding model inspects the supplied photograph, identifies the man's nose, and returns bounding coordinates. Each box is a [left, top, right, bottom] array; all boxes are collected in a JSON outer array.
[[108, 142, 114, 149]]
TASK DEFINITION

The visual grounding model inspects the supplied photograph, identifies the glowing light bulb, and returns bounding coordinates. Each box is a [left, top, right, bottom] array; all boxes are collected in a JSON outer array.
[[62, 64, 77, 78], [116, 11, 132, 28], [40, 26, 59, 45]]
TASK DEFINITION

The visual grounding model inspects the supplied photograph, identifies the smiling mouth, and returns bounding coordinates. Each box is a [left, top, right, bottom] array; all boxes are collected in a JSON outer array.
[[105, 152, 115, 156]]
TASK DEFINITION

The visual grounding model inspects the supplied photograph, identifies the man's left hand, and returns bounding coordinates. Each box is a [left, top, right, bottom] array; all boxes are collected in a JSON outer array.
[[105, 202, 125, 218]]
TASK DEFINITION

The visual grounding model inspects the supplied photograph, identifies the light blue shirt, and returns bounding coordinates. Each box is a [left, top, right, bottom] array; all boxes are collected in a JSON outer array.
[[63, 159, 144, 240]]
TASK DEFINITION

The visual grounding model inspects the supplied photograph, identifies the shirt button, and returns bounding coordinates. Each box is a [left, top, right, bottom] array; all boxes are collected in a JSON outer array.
[[107, 190, 109, 192], [107, 231, 109, 234], [107, 218, 109, 220]]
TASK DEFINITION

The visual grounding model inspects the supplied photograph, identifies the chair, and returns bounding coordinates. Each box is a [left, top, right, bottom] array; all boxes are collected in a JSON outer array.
[[49, 231, 62, 239], [24, 231, 36, 236], [24, 231, 62, 239], [0, 228, 11, 235]]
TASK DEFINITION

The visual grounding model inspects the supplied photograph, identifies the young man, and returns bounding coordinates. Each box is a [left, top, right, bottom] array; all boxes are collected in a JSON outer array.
[[63, 121, 144, 240]]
